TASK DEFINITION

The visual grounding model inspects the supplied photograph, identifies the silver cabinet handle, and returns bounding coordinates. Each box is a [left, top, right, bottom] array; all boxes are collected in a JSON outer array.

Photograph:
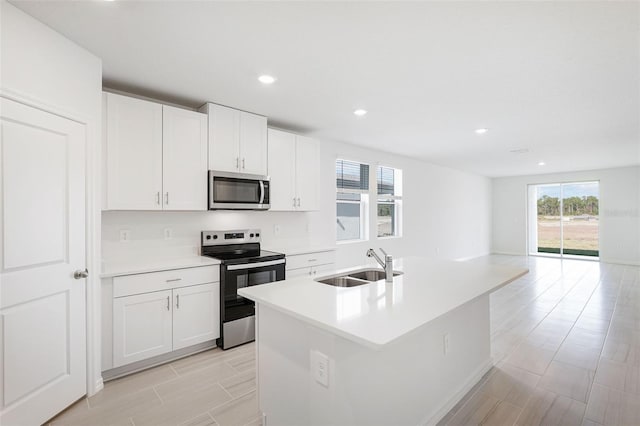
[[308, 259, 317, 262], [165, 192, 169, 205], [166, 296, 170, 311], [242, 158, 246, 169], [293, 197, 297, 208], [236, 157, 239, 169], [176, 294, 180, 309], [297, 197, 301, 207], [156, 192, 160, 205], [74, 269, 89, 279], [166, 278, 182, 283]]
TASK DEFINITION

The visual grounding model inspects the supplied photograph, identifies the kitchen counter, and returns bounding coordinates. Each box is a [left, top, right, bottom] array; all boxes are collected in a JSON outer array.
[[264, 245, 336, 256], [100, 256, 220, 278], [239, 256, 527, 349], [240, 256, 528, 426]]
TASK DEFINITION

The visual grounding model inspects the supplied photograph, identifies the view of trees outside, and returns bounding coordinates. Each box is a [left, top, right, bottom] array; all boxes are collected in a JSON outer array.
[[537, 182, 599, 257]]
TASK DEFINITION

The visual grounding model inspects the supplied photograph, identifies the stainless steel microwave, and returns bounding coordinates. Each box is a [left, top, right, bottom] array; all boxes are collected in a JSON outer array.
[[208, 170, 270, 210]]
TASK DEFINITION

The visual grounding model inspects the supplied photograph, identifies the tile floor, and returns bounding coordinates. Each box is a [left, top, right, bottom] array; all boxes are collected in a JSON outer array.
[[50, 255, 640, 426]]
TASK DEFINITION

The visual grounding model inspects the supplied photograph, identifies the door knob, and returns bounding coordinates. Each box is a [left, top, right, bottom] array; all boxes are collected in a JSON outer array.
[[74, 269, 89, 279]]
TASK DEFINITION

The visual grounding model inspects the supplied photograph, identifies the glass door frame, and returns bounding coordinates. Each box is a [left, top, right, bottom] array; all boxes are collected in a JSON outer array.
[[526, 180, 600, 261]]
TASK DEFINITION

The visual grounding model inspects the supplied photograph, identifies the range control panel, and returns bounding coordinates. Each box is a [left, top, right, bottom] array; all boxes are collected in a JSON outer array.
[[201, 229, 261, 246]]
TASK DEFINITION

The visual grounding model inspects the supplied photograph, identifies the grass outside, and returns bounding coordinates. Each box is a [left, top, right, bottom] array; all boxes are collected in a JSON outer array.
[[537, 216, 599, 255]]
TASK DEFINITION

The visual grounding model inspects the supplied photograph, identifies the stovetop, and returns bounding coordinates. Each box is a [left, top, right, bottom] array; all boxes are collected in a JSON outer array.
[[202, 248, 285, 265]]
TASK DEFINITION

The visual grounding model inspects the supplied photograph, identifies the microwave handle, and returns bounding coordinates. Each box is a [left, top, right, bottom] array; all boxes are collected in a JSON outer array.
[[259, 180, 265, 204]]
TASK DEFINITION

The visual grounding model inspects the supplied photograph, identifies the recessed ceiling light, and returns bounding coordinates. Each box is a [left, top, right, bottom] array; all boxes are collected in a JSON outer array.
[[258, 75, 276, 85], [475, 128, 488, 134], [538, 161, 546, 166], [353, 109, 367, 116]]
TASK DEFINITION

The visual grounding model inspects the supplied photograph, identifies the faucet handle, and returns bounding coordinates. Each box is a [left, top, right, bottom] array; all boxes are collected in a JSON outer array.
[[380, 248, 389, 257]]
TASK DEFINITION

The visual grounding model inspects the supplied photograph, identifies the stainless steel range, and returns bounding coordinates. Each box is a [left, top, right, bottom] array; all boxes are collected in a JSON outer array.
[[201, 229, 285, 349]]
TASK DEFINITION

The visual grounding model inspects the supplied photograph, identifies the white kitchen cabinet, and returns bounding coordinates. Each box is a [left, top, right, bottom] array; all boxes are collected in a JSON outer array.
[[104, 92, 208, 211], [105, 92, 163, 210], [286, 249, 335, 278], [162, 105, 208, 210], [200, 103, 267, 175], [113, 289, 173, 367], [173, 283, 219, 350], [268, 129, 320, 211], [109, 265, 220, 370]]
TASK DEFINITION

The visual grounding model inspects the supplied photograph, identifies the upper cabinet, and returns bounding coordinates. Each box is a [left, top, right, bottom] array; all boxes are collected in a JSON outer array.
[[200, 103, 267, 176], [268, 129, 320, 211], [104, 92, 207, 211]]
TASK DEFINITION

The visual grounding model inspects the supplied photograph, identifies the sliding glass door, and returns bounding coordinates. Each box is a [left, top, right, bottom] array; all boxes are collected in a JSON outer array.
[[529, 181, 599, 258]]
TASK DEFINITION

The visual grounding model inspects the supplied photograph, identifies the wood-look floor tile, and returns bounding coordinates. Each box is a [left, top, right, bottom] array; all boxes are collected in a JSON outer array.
[[178, 412, 218, 426], [564, 328, 607, 351], [89, 364, 178, 408], [480, 400, 521, 426], [53, 389, 162, 426], [219, 370, 256, 398], [516, 388, 585, 426], [554, 342, 601, 371], [225, 352, 256, 373], [209, 390, 261, 426], [156, 360, 238, 402], [593, 359, 628, 393], [481, 364, 540, 408], [132, 383, 231, 426], [584, 383, 640, 425], [581, 419, 603, 426], [171, 345, 253, 376], [446, 389, 500, 426], [504, 342, 556, 375], [242, 415, 263, 426], [537, 361, 594, 403]]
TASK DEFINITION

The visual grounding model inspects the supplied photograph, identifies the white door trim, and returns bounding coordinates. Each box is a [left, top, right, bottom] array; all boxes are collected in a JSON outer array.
[[0, 88, 104, 396]]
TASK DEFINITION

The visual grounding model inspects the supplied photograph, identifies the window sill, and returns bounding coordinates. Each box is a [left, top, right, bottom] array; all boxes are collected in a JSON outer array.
[[336, 239, 369, 245], [377, 235, 402, 240]]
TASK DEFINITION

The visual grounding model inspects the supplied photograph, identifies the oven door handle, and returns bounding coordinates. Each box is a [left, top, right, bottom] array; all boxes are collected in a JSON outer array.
[[226, 258, 285, 271], [259, 180, 265, 204]]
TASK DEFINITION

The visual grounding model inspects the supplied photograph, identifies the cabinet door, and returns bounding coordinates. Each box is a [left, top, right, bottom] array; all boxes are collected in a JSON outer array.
[[207, 104, 240, 173], [267, 129, 297, 211], [113, 290, 173, 367], [295, 136, 320, 211], [162, 106, 208, 210], [239, 112, 267, 175], [105, 92, 163, 210], [173, 283, 220, 350], [285, 267, 312, 279]]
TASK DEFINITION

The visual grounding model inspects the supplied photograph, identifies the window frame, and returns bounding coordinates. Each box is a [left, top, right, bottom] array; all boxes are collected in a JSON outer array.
[[336, 159, 370, 243], [376, 165, 403, 239]]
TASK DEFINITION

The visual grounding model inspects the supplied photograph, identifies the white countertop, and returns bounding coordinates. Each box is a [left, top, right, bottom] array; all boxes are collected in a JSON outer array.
[[265, 245, 336, 256], [238, 257, 528, 349], [101, 256, 220, 278]]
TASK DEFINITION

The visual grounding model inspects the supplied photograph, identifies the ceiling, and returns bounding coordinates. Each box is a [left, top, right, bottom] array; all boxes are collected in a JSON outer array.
[[12, 1, 640, 177]]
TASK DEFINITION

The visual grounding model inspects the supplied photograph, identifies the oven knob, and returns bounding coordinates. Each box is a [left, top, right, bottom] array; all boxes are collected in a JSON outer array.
[[206, 235, 211, 240], [250, 233, 254, 238], [213, 235, 218, 240], [256, 233, 260, 237]]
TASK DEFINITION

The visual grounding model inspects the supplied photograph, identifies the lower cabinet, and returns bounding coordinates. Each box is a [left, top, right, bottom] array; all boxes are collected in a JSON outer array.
[[285, 249, 336, 279], [109, 266, 220, 370]]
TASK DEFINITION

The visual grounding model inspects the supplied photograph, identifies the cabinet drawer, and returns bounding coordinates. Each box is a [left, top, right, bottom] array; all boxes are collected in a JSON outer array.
[[286, 251, 335, 270], [114, 265, 219, 298]]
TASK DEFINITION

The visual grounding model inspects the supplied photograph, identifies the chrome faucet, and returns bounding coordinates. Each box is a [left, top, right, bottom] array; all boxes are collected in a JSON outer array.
[[366, 248, 394, 283]]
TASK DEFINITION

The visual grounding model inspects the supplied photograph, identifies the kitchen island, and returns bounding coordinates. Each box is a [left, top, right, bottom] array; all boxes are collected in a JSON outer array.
[[239, 257, 527, 426]]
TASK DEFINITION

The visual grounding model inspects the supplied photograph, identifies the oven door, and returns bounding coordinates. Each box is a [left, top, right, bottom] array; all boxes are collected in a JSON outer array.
[[222, 258, 285, 323], [209, 170, 270, 210]]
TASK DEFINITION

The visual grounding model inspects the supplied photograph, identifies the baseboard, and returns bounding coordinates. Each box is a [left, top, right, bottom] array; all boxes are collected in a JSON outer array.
[[599, 257, 640, 266], [421, 358, 494, 426], [93, 378, 104, 394], [490, 251, 527, 256]]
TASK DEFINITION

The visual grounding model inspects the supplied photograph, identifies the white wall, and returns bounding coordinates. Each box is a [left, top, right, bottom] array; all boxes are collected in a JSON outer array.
[[1, 0, 103, 394], [492, 166, 640, 265], [103, 138, 493, 268]]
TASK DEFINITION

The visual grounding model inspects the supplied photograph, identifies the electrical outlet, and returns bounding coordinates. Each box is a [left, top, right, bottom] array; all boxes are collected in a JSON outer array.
[[119, 230, 131, 242], [274, 224, 281, 236], [443, 333, 450, 355], [164, 228, 172, 240], [312, 350, 329, 387]]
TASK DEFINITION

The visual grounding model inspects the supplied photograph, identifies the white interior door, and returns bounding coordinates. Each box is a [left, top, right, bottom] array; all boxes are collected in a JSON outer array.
[[0, 98, 87, 425]]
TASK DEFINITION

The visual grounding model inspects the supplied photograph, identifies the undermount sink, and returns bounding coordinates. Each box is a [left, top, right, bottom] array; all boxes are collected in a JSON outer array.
[[316, 269, 404, 287], [348, 269, 403, 281]]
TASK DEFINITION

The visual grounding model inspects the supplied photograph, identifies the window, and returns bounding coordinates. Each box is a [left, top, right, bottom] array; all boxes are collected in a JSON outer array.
[[376, 166, 402, 238], [336, 159, 369, 242]]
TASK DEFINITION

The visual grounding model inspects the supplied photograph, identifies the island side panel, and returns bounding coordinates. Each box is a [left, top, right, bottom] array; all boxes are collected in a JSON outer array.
[[256, 295, 492, 426]]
